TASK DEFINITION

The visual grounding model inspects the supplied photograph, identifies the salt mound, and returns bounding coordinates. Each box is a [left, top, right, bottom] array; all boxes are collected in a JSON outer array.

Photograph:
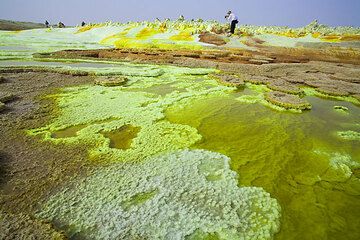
[[0, 102, 5, 112], [265, 91, 311, 110], [0, 92, 15, 102], [94, 76, 128, 86], [199, 32, 227, 46], [37, 149, 281, 240]]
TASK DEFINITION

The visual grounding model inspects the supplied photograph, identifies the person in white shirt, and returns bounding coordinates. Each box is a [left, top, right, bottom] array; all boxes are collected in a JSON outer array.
[[225, 10, 239, 35]]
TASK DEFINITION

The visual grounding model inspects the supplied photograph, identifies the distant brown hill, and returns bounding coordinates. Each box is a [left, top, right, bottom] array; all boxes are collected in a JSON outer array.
[[0, 19, 45, 31]]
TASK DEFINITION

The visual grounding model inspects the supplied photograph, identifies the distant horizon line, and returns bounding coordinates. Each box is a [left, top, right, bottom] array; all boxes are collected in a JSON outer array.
[[1, 18, 359, 29]]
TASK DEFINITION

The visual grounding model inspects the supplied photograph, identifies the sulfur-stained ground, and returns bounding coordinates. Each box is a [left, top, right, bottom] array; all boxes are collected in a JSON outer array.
[[0, 39, 360, 239]]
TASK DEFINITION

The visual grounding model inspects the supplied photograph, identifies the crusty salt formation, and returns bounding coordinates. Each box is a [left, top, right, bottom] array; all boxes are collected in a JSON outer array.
[[37, 149, 281, 240], [27, 63, 233, 162], [211, 73, 245, 88], [0, 102, 5, 112], [333, 105, 349, 114], [0, 92, 15, 102], [94, 76, 128, 86], [235, 84, 308, 113], [321, 153, 360, 182], [337, 130, 360, 141], [0, 212, 66, 240], [264, 91, 311, 110], [199, 32, 227, 46], [267, 80, 304, 95]]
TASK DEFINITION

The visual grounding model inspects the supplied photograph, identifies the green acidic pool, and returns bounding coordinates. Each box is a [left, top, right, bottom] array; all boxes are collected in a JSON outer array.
[[166, 93, 360, 240]]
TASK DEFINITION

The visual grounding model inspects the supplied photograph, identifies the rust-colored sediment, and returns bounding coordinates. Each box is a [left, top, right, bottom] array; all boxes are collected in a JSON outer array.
[[41, 43, 360, 66], [36, 47, 360, 100]]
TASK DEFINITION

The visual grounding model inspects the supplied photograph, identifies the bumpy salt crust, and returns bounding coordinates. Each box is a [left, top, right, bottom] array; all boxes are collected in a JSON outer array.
[[37, 149, 281, 240], [28, 64, 232, 162], [0, 212, 65, 239], [337, 130, 360, 141], [0, 101, 5, 111], [312, 150, 360, 183], [235, 83, 303, 113]]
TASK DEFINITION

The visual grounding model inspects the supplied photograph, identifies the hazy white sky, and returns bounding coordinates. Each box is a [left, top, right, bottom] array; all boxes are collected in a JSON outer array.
[[0, 0, 359, 27]]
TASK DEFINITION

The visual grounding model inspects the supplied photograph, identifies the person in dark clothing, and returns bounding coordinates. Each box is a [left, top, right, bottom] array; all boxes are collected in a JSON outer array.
[[225, 10, 239, 35], [58, 22, 65, 28], [45, 20, 49, 28], [81, 21, 86, 27]]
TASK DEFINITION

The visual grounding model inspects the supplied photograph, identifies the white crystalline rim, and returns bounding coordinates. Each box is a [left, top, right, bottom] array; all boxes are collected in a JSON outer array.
[[37, 149, 281, 240]]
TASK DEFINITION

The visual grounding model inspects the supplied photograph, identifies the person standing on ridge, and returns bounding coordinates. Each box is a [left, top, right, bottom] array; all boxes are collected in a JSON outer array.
[[178, 15, 185, 21], [58, 22, 65, 28], [225, 10, 238, 35]]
